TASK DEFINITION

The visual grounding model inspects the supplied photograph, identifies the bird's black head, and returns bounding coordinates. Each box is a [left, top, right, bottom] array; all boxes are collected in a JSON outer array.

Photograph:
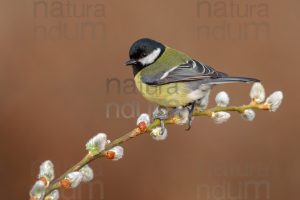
[[125, 38, 165, 76]]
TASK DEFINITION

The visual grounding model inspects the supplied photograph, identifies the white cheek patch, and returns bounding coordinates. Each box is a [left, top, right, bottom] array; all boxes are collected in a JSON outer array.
[[139, 48, 161, 65]]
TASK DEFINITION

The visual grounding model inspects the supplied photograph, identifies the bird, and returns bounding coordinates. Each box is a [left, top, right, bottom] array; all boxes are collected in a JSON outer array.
[[125, 38, 259, 130]]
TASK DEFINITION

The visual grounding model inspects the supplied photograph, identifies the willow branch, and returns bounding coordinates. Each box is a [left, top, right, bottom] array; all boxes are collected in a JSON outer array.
[[43, 101, 268, 197]]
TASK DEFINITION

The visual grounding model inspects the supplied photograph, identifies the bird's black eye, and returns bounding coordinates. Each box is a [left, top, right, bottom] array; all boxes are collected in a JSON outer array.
[[142, 53, 147, 57]]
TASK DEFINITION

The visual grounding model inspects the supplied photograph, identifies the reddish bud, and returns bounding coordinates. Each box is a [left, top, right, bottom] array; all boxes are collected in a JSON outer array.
[[105, 151, 115, 160], [60, 179, 71, 189], [138, 122, 147, 133], [39, 176, 48, 186]]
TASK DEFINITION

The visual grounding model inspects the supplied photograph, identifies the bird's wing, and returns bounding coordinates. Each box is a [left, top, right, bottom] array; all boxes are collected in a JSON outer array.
[[141, 59, 226, 85]]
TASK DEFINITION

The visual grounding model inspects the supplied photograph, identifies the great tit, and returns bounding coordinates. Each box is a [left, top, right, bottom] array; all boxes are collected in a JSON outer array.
[[125, 38, 259, 130]]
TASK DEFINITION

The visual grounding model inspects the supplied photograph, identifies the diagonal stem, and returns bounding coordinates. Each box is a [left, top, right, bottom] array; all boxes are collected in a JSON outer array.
[[42, 102, 268, 197]]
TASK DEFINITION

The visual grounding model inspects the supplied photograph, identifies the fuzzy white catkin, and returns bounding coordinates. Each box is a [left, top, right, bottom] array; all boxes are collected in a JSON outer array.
[[265, 91, 283, 112], [212, 112, 231, 124], [215, 91, 230, 107], [39, 160, 55, 182], [136, 113, 150, 126], [86, 133, 107, 152], [242, 109, 256, 121], [250, 82, 265, 103], [45, 190, 59, 200], [79, 165, 94, 182], [151, 127, 168, 141], [110, 146, 124, 161], [30, 180, 46, 200], [66, 172, 83, 188]]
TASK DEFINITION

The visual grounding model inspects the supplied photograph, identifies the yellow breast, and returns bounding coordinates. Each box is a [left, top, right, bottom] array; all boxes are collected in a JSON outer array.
[[134, 72, 192, 107]]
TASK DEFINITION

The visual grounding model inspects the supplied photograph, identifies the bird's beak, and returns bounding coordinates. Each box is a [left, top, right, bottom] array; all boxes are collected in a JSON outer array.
[[125, 59, 137, 66]]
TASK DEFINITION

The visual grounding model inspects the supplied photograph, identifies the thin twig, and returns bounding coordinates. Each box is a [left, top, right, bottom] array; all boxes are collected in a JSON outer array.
[[43, 102, 267, 197]]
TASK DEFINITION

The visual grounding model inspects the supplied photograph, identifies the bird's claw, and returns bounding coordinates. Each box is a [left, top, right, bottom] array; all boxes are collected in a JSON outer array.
[[153, 107, 168, 134], [185, 102, 196, 131]]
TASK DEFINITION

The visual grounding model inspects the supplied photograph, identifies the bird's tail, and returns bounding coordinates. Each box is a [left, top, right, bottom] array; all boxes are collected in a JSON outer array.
[[209, 76, 260, 84]]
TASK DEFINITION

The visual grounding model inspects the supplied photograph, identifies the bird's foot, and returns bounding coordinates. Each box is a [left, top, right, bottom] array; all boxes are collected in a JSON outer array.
[[152, 106, 168, 133], [185, 102, 196, 131]]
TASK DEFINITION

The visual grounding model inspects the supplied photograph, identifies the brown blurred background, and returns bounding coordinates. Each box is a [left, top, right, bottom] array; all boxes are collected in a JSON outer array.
[[0, 0, 299, 199]]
